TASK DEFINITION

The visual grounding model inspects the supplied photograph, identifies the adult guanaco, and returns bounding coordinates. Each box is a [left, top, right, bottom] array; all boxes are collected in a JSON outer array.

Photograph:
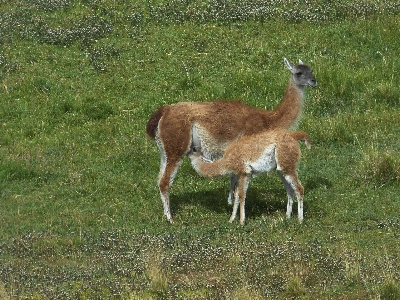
[[146, 58, 317, 223]]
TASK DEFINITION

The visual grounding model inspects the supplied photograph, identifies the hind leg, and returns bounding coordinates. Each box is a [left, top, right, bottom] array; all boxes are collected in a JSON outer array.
[[278, 171, 295, 219], [153, 114, 192, 223], [278, 171, 304, 222], [158, 155, 182, 223], [227, 174, 238, 205], [156, 138, 183, 223]]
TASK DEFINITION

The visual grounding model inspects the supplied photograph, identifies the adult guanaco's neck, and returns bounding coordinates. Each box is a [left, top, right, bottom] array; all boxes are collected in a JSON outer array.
[[269, 78, 305, 129]]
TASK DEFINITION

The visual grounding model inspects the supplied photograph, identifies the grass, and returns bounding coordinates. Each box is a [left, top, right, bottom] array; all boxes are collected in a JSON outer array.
[[1, 0, 400, 298]]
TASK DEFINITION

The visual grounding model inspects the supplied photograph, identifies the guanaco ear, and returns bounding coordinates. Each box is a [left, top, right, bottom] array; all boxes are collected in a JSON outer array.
[[284, 57, 293, 71], [298, 59, 304, 65]]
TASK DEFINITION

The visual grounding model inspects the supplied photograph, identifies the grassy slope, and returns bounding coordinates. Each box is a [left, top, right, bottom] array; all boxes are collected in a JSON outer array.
[[0, 0, 400, 298]]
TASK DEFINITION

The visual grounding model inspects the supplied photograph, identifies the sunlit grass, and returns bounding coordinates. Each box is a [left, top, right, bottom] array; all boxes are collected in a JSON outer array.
[[0, 0, 400, 298]]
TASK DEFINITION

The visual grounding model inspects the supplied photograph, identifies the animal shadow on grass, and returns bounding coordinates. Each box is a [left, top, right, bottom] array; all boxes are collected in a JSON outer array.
[[171, 176, 332, 222], [171, 185, 288, 222]]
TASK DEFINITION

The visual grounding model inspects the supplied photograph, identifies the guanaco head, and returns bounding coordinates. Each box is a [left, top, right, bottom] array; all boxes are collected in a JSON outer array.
[[284, 58, 318, 88], [187, 146, 214, 164], [188, 146, 203, 158]]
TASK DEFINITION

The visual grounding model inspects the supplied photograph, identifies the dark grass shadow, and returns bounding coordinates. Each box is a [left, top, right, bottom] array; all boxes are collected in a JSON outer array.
[[170, 176, 327, 221], [304, 176, 333, 190], [172, 187, 229, 214], [171, 185, 289, 220]]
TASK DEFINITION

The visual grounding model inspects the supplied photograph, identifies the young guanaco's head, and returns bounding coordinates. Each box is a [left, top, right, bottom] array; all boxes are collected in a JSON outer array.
[[187, 146, 214, 165], [188, 146, 203, 158]]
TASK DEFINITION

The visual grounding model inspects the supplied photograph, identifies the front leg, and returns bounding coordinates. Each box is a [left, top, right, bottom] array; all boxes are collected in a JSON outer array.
[[229, 184, 240, 223], [230, 175, 250, 225], [238, 175, 250, 225]]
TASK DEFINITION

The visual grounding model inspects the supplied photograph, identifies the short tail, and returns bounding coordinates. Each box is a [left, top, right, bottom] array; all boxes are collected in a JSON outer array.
[[290, 131, 311, 149], [146, 106, 165, 139]]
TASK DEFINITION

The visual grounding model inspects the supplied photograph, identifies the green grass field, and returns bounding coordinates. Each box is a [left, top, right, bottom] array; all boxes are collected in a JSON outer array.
[[1, 0, 400, 298]]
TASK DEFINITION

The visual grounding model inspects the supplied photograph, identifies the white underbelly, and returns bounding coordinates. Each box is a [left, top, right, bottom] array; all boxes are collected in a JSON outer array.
[[247, 144, 277, 175]]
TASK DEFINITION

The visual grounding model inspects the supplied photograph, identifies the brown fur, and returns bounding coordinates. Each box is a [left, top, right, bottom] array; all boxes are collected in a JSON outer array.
[[188, 129, 311, 224], [146, 58, 317, 223]]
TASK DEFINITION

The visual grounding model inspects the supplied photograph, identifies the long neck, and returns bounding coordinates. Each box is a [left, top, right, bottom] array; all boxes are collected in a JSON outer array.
[[190, 157, 226, 178], [270, 78, 305, 129]]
